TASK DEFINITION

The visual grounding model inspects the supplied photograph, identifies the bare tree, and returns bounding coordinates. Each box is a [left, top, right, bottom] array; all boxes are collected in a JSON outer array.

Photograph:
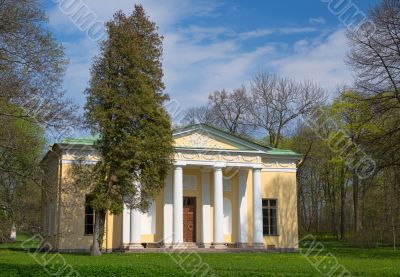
[[248, 72, 326, 147], [207, 87, 252, 136], [347, 0, 400, 104], [183, 87, 252, 136], [347, 0, 400, 169], [182, 106, 214, 126]]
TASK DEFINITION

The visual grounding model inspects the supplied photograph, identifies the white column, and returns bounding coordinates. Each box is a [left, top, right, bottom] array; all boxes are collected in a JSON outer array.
[[163, 172, 173, 246], [173, 165, 183, 245], [122, 203, 131, 248], [129, 207, 143, 249], [238, 169, 248, 247], [201, 168, 211, 247], [252, 167, 264, 248], [213, 166, 226, 248]]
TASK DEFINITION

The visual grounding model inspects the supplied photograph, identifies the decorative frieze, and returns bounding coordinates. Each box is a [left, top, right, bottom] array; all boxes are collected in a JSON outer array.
[[174, 152, 261, 164]]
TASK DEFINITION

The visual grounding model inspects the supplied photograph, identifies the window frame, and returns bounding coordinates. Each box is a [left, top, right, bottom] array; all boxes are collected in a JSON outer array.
[[262, 199, 278, 236], [84, 195, 95, 235]]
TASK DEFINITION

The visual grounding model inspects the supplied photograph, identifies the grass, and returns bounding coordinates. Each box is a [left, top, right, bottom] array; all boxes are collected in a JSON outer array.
[[0, 234, 399, 276]]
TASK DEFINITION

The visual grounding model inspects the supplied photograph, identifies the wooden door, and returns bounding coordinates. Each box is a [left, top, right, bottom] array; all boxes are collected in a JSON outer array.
[[183, 197, 196, 242]]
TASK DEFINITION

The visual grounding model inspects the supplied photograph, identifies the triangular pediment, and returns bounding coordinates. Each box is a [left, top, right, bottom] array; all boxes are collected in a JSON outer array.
[[173, 124, 270, 152], [174, 131, 243, 150]]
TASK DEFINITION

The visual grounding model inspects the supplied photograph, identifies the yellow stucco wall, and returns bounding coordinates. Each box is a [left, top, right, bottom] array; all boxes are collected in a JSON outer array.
[[43, 152, 298, 251], [262, 172, 298, 248], [57, 164, 94, 251]]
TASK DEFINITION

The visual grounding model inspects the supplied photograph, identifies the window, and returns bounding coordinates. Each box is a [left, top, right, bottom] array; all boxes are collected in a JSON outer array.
[[262, 199, 278, 236], [84, 195, 94, 235], [183, 197, 196, 206]]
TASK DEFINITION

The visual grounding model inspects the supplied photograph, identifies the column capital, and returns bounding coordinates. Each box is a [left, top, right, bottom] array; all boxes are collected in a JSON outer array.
[[213, 162, 226, 169], [252, 164, 263, 170], [173, 161, 186, 167]]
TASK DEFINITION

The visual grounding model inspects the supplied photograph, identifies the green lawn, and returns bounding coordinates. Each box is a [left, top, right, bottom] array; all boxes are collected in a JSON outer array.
[[0, 234, 399, 276]]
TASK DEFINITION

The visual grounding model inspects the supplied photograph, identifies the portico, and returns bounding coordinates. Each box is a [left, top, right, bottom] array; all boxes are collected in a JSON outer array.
[[120, 123, 293, 249], [122, 161, 264, 249]]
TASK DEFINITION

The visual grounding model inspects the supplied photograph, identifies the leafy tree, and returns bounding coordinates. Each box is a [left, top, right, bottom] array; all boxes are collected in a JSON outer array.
[[84, 5, 174, 256], [329, 91, 376, 233], [346, 0, 400, 246], [0, 0, 77, 242], [287, 110, 350, 240], [0, 104, 45, 241], [0, 0, 78, 135]]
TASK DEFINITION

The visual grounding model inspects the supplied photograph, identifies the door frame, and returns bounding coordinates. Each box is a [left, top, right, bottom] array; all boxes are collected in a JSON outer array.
[[183, 196, 196, 242]]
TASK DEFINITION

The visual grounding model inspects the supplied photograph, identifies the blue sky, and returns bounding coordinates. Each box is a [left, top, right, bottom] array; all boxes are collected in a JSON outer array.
[[42, 0, 379, 114]]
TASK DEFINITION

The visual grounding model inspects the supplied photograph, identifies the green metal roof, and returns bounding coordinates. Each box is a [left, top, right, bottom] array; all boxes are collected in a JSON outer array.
[[267, 148, 300, 156], [60, 136, 98, 145], [57, 123, 300, 157]]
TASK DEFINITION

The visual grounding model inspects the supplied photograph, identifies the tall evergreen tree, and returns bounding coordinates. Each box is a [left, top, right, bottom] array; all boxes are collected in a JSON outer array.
[[84, 5, 174, 256]]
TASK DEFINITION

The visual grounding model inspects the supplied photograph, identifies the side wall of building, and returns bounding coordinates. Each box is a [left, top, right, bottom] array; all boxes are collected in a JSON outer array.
[[57, 163, 94, 251], [261, 171, 298, 249]]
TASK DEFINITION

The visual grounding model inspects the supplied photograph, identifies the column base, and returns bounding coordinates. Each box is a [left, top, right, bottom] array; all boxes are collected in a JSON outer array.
[[252, 243, 264, 249], [128, 243, 144, 249], [171, 242, 186, 249], [211, 243, 227, 249], [162, 243, 173, 248], [120, 243, 130, 250], [198, 243, 212, 248], [237, 242, 249, 248]]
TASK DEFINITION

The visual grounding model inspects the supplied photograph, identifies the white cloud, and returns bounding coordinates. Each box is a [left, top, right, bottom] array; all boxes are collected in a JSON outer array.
[[48, 0, 351, 114], [309, 16, 326, 25], [49, 0, 226, 107], [48, 0, 221, 32], [269, 29, 352, 94], [239, 27, 317, 40]]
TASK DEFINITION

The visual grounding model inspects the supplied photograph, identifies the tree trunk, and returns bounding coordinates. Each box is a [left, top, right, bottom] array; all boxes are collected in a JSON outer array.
[[392, 215, 396, 251], [331, 196, 338, 239], [353, 170, 359, 234], [10, 222, 16, 241], [340, 183, 346, 240], [340, 166, 346, 240], [91, 210, 106, 256]]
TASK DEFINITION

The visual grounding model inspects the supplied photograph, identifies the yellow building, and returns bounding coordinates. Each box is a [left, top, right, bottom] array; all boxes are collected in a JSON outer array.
[[41, 124, 301, 252]]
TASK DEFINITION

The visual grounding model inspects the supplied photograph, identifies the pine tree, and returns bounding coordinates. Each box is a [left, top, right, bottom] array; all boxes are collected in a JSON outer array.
[[84, 5, 174, 256]]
